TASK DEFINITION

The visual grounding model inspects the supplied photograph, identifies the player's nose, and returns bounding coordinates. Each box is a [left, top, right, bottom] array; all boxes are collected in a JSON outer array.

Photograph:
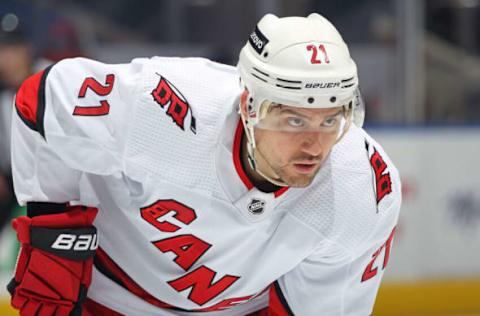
[[300, 132, 324, 156]]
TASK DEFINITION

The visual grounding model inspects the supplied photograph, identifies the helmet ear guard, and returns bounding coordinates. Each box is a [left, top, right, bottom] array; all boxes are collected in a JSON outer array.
[[352, 88, 365, 128]]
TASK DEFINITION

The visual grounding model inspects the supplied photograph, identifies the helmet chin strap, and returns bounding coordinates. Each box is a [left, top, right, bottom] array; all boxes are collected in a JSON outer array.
[[240, 112, 289, 187], [252, 146, 290, 187]]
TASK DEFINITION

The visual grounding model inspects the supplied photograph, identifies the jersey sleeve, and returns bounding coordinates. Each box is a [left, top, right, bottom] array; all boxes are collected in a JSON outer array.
[[269, 201, 400, 316], [12, 57, 144, 205]]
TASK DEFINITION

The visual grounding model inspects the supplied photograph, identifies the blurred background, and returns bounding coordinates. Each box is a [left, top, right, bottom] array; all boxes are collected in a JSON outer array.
[[0, 0, 479, 315]]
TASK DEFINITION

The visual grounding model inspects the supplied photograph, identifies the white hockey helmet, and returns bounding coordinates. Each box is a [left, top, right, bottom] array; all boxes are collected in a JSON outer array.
[[236, 13, 365, 187], [237, 13, 364, 128]]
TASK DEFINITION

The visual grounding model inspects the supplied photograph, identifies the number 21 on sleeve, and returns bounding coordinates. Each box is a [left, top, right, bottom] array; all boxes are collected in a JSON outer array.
[[73, 74, 115, 116]]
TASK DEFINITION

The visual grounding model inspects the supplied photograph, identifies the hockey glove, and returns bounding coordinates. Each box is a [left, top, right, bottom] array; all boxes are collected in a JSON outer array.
[[7, 204, 98, 316]]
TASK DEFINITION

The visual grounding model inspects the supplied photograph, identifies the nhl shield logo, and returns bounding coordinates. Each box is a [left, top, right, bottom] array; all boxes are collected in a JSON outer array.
[[248, 198, 266, 215]]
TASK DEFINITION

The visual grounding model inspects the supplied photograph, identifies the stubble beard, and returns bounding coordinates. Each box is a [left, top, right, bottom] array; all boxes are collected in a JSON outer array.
[[258, 147, 322, 188], [272, 163, 321, 188], [254, 138, 323, 188]]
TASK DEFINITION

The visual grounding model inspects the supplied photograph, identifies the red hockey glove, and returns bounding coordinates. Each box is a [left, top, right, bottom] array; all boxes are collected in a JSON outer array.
[[7, 204, 98, 316]]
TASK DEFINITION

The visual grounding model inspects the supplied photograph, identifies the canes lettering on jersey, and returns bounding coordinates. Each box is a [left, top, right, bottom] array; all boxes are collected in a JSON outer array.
[[140, 199, 241, 307], [154, 235, 211, 270]]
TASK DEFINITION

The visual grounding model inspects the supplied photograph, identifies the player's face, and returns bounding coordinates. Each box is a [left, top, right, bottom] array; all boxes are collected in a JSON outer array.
[[254, 105, 343, 187]]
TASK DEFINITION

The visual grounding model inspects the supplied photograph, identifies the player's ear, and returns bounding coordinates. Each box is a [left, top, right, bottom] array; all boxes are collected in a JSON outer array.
[[239, 89, 249, 117]]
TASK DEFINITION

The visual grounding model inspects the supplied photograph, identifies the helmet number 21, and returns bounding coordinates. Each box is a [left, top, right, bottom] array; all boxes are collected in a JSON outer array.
[[306, 44, 330, 64]]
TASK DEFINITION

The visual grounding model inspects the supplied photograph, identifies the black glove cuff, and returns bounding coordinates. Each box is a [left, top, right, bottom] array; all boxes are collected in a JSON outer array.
[[27, 202, 68, 217]]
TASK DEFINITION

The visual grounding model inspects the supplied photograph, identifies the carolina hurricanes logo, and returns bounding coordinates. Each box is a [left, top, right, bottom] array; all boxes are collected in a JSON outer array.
[[366, 140, 392, 205], [151, 74, 196, 134]]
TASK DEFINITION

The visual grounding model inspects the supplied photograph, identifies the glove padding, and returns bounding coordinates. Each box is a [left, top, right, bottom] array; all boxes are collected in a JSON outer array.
[[8, 205, 98, 316]]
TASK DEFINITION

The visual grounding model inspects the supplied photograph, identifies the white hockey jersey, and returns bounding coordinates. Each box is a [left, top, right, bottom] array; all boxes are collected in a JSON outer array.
[[11, 57, 401, 316]]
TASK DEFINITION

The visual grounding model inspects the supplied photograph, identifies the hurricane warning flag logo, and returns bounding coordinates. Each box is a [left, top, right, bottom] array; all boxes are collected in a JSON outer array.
[[152, 74, 196, 134]]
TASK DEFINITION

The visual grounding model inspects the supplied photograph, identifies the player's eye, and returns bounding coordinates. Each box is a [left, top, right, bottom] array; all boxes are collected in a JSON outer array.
[[322, 116, 338, 127], [287, 117, 305, 128]]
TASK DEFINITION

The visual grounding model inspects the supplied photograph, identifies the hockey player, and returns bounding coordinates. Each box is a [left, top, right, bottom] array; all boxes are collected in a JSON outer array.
[[7, 13, 401, 315]]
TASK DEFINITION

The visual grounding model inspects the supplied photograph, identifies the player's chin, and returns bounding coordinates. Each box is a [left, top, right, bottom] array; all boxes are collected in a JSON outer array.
[[283, 165, 322, 187], [281, 172, 316, 188]]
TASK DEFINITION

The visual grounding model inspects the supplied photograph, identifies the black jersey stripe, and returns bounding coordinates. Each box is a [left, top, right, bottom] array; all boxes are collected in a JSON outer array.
[[274, 281, 295, 315]]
